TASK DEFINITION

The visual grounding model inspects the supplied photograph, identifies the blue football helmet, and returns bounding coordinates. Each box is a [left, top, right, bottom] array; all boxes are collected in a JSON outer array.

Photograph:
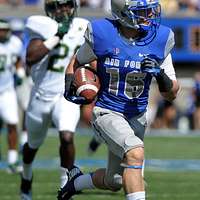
[[111, 0, 161, 45]]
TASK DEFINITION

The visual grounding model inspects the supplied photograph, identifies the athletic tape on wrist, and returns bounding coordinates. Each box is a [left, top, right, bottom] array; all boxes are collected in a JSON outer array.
[[16, 67, 26, 78], [43, 36, 60, 50]]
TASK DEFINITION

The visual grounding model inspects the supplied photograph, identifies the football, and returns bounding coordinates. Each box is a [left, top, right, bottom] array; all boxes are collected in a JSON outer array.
[[73, 67, 100, 102]]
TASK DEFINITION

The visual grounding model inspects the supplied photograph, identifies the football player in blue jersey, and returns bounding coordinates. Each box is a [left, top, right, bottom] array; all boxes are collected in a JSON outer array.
[[58, 0, 180, 200]]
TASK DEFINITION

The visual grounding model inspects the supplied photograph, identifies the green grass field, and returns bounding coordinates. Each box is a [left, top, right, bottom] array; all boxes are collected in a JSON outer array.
[[1, 132, 200, 200]]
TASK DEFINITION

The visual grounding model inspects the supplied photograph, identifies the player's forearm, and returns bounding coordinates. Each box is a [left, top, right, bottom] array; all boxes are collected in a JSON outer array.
[[26, 41, 49, 66], [65, 55, 79, 75], [15, 57, 23, 70], [155, 69, 178, 101], [26, 37, 60, 67], [161, 80, 180, 102]]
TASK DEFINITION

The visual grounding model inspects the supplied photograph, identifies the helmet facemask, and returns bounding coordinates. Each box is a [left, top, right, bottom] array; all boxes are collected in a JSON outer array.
[[0, 20, 11, 43], [123, 3, 160, 28], [45, 0, 77, 32]]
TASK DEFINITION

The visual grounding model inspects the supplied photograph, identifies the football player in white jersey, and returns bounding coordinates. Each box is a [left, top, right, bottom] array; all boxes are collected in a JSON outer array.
[[0, 19, 24, 173], [10, 18, 31, 153], [20, 0, 88, 199]]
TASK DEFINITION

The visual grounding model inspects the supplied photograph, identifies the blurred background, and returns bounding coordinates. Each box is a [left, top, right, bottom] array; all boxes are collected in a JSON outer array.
[[0, 1, 200, 199]]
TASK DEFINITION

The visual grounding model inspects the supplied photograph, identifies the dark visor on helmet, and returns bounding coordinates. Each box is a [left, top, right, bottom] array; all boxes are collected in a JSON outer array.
[[46, 1, 74, 12]]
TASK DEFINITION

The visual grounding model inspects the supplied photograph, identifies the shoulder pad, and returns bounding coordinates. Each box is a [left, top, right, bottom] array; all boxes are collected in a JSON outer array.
[[164, 29, 175, 58], [26, 15, 58, 39], [73, 17, 89, 28], [70, 17, 89, 33]]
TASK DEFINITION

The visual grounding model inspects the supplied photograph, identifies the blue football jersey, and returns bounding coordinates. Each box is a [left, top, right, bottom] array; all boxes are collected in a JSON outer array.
[[90, 18, 174, 118]]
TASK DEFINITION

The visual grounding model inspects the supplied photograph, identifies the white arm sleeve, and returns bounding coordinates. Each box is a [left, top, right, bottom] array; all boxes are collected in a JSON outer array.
[[160, 54, 177, 81]]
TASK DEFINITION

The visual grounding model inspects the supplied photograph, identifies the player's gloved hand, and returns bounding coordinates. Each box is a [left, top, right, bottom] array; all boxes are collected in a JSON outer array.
[[14, 67, 26, 86], [141, 54, 163, 77], [65, 84, 91, 105], [64, 74, 90, 105], [55, 22, 69, 39], [14, 73, 23, 86], [66, 95, 91, 105]]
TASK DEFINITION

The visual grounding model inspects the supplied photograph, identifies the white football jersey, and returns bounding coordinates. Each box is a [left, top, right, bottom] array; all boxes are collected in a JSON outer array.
[[0, 35, 23, 93], [26, 16, 89, 101]]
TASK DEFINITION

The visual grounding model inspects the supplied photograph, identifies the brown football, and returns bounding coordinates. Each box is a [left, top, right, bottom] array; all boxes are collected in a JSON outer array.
[[73, 67, 100, 102]]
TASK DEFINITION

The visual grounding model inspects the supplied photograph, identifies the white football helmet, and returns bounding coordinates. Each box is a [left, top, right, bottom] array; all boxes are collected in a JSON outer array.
[[0, 19, 11, 43], [45, 0, 77, 23]]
